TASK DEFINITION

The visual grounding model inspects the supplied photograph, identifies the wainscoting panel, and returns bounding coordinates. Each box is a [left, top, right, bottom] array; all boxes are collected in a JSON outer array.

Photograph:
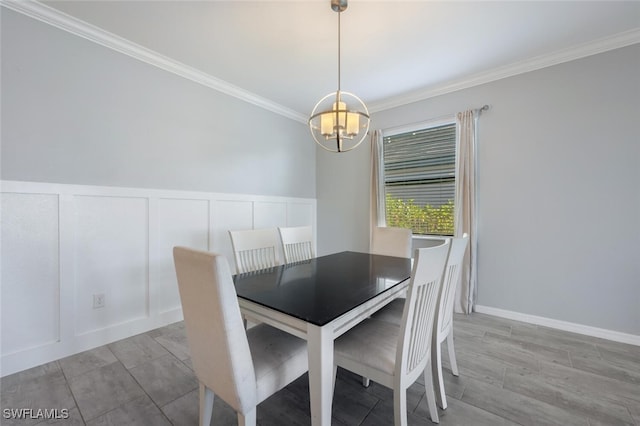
[[156, 198, 210, 314], [74, 195, 149, 335], [0, 181, 316, 376], [211, 199, 254, 271], [1, 193, 60, 355], [287, 202, 315, 227], [254, 201, 287, 229]]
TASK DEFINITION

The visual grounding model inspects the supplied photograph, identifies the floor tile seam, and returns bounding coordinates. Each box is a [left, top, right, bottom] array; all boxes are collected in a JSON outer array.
[[595, 343, 609, 361], [500, 372, 635, 425], [456, 344, 539, 375], [533, 330, 607, 353], [567, 349, 576, 368], [456, 374, 470, 402], [467, 338, 546, 372], [599, 357, 640, 375], [483, 329, 575, 361], [125, 351, 184, 377], [455, 386, 527, 426], [491, 381, 595, 426], [111, 351, 169, 371], [108, 335, 173, 370], [591, 346, 640, 371], [554, 371, 639, 408], [83, 394, 171, 426], [121, 362, 179, 426], [151, 334, 187, 360], [508, 325, 594, 345], [61, 358, 120, 383], [72, 360, 146, 423], [595, 340, 640, 356], [156, 383, 199, 413], [619, 404, 638, 426], [488, 328, 581, 359], [567, 361, 640, 387], [358, 397, 382, 426], [537, 358, 640, 400], [57, 360, 88, 425], [500, 364, 508, 387], [407, 385, 425, 414]]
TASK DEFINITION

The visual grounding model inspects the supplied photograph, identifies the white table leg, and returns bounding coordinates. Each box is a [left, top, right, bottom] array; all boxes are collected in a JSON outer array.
[[307, 324, 333, 426]]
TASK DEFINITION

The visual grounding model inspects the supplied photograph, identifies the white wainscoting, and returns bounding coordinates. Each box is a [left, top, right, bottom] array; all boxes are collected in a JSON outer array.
[[0, 180, 316, 376]]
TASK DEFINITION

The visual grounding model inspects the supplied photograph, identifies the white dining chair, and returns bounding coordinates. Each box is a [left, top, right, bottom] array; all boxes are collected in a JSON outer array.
[[229, 228, 282, 274], [361, 226, 413, 387], [332, 241, 450, 425], [373, 234, 469, 410], [278, 225, 315, 263], [371, 226, 413, 258], [431, 234, 468, 409], [173, 247, 308, 426]]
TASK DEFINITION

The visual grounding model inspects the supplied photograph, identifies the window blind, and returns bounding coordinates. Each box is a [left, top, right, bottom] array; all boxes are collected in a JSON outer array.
[[383, 123, 456, 235]]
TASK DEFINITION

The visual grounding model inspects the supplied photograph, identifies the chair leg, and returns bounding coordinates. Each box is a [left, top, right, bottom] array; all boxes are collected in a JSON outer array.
[[423, 363, 440, 423], [332, 364, 338, 395], [237, 407, 256, 426], [446, 331, 459, 376], [362, 377, 370, 387], [393, 388, 408, 426], [432, 338, 447, 410], [199, 383, 215, 426]]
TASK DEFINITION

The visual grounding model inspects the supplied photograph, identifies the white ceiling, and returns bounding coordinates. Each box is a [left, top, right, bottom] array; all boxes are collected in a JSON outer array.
[[31, 1, 640, 119]]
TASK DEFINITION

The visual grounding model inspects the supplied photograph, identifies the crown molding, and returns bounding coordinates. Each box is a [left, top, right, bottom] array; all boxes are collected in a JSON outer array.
[[369, 28, 640, 113], [4, 1, 639, 119], [1, 0, 308, 123]]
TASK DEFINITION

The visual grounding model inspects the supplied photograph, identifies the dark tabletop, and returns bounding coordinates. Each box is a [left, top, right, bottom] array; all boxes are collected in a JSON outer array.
[[233, 251, 412, 326]]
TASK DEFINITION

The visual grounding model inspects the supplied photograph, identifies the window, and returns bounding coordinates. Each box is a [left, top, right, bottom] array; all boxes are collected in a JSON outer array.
[[383, 121, 456, 236]]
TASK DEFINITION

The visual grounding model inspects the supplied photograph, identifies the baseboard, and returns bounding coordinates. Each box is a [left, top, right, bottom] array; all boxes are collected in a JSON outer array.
[[474, 305, 640, 347], [0, 309, 184, 378]]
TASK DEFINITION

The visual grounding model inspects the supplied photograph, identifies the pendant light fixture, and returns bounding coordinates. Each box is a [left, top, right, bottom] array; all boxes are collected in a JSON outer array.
[[309, 0, 370, 153]]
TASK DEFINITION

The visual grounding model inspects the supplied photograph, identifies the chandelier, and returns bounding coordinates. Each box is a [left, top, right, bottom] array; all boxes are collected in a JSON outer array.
[[309, 0, 370, 153]]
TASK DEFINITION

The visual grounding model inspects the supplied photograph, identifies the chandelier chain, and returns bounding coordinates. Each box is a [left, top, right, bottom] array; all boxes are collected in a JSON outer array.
[[337, 11, 341, 92]]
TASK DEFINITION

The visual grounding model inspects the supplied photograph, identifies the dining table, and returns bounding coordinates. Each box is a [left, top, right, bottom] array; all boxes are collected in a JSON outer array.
[[233, 251, 412, 426]]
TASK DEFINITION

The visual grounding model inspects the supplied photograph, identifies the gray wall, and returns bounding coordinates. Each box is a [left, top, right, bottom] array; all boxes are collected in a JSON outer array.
[[1, 9, 315, 198], [317, 44, 640, 335]]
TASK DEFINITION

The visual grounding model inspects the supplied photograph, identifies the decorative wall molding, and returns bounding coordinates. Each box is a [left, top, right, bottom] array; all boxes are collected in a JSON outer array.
[[0, 0, 307, 124], [0, 180, 316, 376], [3, 0, 639, 118], [475, 305, 640, 347]]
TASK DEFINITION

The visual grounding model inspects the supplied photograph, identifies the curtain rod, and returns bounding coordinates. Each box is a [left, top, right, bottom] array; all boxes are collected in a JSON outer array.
[[381, 104, 490, 136]]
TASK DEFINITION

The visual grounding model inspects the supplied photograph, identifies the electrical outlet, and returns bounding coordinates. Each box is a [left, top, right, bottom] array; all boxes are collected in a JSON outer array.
[[93, 293, 105, 309]]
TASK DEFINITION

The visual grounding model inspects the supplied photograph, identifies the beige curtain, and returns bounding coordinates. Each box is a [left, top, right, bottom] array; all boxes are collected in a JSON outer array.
[[369, 130, 386, 247], [454, 110, 478, 314]]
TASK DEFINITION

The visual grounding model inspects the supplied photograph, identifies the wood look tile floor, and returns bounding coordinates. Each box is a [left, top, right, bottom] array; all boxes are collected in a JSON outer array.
[[2, 313, 639, 425]]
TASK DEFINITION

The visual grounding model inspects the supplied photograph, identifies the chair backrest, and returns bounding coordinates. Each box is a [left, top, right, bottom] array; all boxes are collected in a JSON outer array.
[[371, 227, 413, 258], [229, 228, 282, 273], [396, 240, 450, 382], [278, 226, 315, 263], [436, 234, 469, 334], [173, 247, 256, 413]]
